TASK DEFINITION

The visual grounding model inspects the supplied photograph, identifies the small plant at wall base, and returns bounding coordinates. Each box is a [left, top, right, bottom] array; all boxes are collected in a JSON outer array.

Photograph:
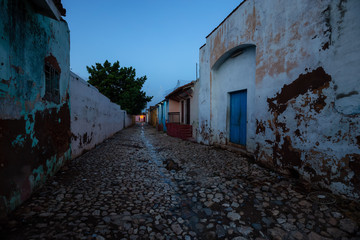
[[87, 60, 153, 115]]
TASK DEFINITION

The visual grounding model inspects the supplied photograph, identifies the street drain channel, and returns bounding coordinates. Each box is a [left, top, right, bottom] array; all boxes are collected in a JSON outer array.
[[140, 125, 204, 234], [140, 126, 177, 189], [308, 191, 336, 205]]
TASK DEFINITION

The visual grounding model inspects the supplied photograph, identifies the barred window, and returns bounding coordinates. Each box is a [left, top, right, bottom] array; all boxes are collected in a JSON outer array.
[[44, 62, 60, 104]]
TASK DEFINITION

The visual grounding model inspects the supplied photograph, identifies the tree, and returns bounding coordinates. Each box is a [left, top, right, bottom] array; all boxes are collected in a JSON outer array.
[[87, 60, 153, 115]]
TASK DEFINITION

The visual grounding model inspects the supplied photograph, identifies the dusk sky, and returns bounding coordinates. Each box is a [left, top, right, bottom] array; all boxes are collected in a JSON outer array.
[[61, 0, 243, 107]]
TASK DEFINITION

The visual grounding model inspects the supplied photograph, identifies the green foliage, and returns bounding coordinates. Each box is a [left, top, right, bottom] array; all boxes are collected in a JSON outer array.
[[87, 60, 153, 115]]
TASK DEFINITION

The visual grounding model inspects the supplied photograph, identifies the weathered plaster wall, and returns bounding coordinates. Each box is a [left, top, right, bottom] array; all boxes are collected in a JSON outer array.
[[198, 0, 360, 198], [0, 0, 70, 216], [70, 72, 132, 159]]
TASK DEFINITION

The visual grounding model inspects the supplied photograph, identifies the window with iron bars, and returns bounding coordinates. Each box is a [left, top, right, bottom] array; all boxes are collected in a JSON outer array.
[[44, 62, 60, 104]]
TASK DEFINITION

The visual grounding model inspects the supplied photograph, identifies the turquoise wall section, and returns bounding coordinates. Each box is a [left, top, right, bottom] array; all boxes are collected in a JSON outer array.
[[0, 0, 71, 217]]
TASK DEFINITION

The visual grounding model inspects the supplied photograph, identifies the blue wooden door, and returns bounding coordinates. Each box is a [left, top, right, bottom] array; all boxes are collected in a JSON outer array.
[[230, 90, 247, 145]]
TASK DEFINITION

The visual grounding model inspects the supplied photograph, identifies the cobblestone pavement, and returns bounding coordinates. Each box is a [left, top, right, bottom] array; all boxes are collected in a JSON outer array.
[[1, 123, 360, 240]]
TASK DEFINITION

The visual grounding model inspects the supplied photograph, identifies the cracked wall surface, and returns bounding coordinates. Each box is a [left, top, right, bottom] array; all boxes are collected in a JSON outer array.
[[197, 0, 360, 198], [0, 0, 71, 216]]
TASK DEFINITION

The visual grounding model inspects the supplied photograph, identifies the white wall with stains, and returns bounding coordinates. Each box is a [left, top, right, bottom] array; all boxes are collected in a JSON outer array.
[[70, 72, 132, 159], [197, 0, 360, 198]]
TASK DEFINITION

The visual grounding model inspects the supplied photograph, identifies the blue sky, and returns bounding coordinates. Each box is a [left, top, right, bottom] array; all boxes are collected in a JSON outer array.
[[61, 0, 242, 107]]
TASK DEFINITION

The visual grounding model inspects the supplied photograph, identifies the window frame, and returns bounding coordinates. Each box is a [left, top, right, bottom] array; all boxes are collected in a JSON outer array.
[[44, 61, 60, 104]]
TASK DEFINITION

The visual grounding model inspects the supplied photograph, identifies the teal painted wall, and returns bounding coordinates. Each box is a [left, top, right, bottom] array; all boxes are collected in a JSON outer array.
[[0, 0, 71, 217], [157, 100, 169, 132]]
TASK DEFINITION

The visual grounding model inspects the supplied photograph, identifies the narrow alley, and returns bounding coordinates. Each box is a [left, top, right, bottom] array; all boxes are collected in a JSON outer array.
[[1, 124, 359, 240]]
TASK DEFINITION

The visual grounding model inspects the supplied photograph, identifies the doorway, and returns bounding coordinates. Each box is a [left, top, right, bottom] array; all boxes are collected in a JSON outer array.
[[186, 98, 190, 124], [229, 90, 247, 146]]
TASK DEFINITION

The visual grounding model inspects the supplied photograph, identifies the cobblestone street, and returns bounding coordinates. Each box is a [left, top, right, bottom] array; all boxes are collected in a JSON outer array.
[[1, 124, 359, 240]]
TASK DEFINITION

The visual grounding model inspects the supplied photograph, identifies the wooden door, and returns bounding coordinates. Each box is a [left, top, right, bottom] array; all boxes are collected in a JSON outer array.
[[230, 90, 247, 145]]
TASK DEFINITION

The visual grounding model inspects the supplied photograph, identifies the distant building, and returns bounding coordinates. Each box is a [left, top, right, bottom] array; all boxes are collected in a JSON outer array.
[[196, 0, 360, 198], [157, 100, 168, 132], [0, 0, 70, 216], [165, 81, 195, 140], [148, 106, 158, 127], [135, 114, 146, 122]]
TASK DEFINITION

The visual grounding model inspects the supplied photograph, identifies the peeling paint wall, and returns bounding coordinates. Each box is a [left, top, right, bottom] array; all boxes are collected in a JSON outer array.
[[70, 72, 133, 159], [0, 0, 71, 216], [198, 0, 360, 198]]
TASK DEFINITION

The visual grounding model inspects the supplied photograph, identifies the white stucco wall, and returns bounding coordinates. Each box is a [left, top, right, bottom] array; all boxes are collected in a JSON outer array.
[[70, 72, 132, 159], [198, 0, 360, 198]]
